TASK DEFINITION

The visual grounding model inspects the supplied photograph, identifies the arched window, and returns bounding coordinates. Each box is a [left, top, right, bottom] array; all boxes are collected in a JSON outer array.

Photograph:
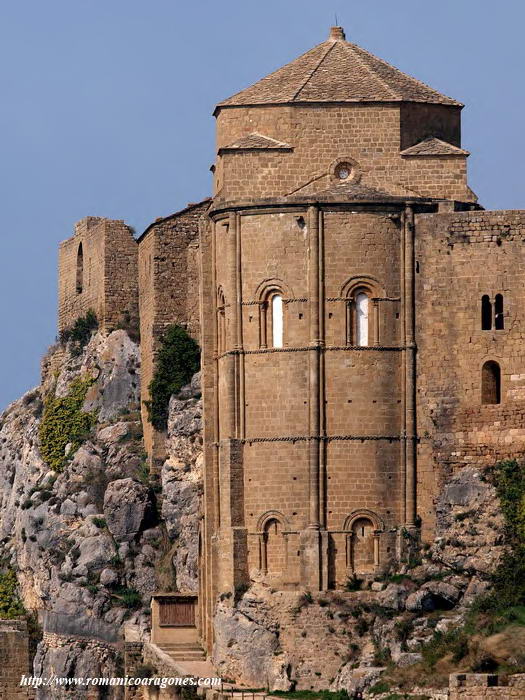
[[263, 519, 284, 576], [271, 294, 283, 348], [260, 288, 285, 348], [355, 292, 369, 346], [481, 294, 505, 331], [482, 361, 501, 405], [350, 517, 375, 573], [76, 243, 84, 294], [495, 294, 504, 330], [217, 288, 226, 354], [481, 295, 492, 330], [343, 510, 382, 578], [346, 287, 374, 346]]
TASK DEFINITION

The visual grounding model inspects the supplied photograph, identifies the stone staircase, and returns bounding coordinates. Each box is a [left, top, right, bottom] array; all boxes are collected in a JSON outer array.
[[157, 641, 207, 662]]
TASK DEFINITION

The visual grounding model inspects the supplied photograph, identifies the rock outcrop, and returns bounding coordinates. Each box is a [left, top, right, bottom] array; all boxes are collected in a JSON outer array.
[[0, 330, 203, 697]]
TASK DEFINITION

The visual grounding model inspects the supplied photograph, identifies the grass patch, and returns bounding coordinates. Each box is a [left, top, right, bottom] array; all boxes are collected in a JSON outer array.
[[269, 692, 349, 700], [111, 587, 142, 609]]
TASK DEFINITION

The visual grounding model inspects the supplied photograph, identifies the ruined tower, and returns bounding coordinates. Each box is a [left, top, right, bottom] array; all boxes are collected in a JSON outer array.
[[199, 26, 477, 648]]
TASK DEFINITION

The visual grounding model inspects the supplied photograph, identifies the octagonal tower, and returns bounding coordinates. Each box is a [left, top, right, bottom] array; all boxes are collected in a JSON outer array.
[[199, 27, 476, 649]]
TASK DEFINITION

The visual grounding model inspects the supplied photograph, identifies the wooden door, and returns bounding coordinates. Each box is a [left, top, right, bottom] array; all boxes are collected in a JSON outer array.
[[159, 597, 196, 627]]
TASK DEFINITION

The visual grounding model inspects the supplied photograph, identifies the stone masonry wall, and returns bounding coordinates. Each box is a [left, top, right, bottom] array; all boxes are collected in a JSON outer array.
[[137, 200, 209, 460], [58, 217, 138, 333], [449, 673, 525, 699], [415, 210, 525, 539], [0, 619, 33, 699], [214, 104, 472, 203], [209, 207, 406, 592]]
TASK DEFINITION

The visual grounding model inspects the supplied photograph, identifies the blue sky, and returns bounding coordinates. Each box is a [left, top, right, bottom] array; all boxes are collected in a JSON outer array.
[[0, 0, 524, 409]]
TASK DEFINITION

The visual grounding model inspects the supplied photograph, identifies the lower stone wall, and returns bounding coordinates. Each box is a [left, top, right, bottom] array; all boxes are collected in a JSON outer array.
[[449, 673, 525, 699], [141, 643, 189, 698], [0, 619, 34, 699], [124, 642, 144, 699]]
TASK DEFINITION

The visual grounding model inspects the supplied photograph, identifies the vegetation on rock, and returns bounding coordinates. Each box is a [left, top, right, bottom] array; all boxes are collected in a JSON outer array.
[[382, 459, 525, 692], [111, 586, 142, 609], [39, 376, 97, 472], [115, 310, 140, 343], [487, 459, 525, 606], [0, 569, 26, 619], [59, 310, 98, 356], [145, 324, 200, 430]]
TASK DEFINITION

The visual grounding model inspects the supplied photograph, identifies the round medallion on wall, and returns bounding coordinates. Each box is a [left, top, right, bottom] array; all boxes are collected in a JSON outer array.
[[330, 156, 361, 185], [335, 162, 353, 181]]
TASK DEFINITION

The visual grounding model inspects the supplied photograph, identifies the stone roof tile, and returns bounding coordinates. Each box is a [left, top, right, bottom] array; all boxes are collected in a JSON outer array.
[[217, 28, 461, 110], [290, 181, 418, 203], [400, 137, 469, 157], [220, 133, 292, 151]]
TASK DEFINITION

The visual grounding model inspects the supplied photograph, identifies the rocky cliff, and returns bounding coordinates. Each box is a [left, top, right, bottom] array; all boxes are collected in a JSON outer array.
[[0, 329, 202, 697]]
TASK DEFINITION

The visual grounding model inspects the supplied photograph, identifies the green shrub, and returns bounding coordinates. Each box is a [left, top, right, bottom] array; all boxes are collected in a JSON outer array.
[[92, 517, 106, 529], [344, 574, 362, 591], [486, 459, 525, 607], [145, 325, 200, 430], [39, 376, 97, 472], [59, 310, 98, 356], [134, 663, 155, 679], [0, 570, 25, 619], [111, 587, 142, 609]]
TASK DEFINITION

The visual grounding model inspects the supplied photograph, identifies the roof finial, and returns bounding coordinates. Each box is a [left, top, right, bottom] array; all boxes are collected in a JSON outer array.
[[329, 25, 346, 41]]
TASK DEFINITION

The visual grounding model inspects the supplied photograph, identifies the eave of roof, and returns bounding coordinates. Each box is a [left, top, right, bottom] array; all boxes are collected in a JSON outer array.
[[400, 136, 469, 157], [219, 132, 292, 153]]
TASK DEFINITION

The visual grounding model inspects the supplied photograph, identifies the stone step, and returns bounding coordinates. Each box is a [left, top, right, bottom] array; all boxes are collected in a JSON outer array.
[[166, 654, 207, 661], [160, 647, 206, 657]]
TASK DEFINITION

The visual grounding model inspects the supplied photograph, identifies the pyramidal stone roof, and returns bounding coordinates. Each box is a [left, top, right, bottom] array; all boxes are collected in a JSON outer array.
[[217, 27, 461, 110]]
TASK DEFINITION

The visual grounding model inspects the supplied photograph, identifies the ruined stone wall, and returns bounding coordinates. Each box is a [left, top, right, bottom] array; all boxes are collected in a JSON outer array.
[[137, 201, 208, 460], [415, 210, 525, 539], [58, 217, 106, 331], [0, 619, 33, 699], [449, 673, 525, 698], [58, 217, 138, 333], [214, 103, 472, 203]]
